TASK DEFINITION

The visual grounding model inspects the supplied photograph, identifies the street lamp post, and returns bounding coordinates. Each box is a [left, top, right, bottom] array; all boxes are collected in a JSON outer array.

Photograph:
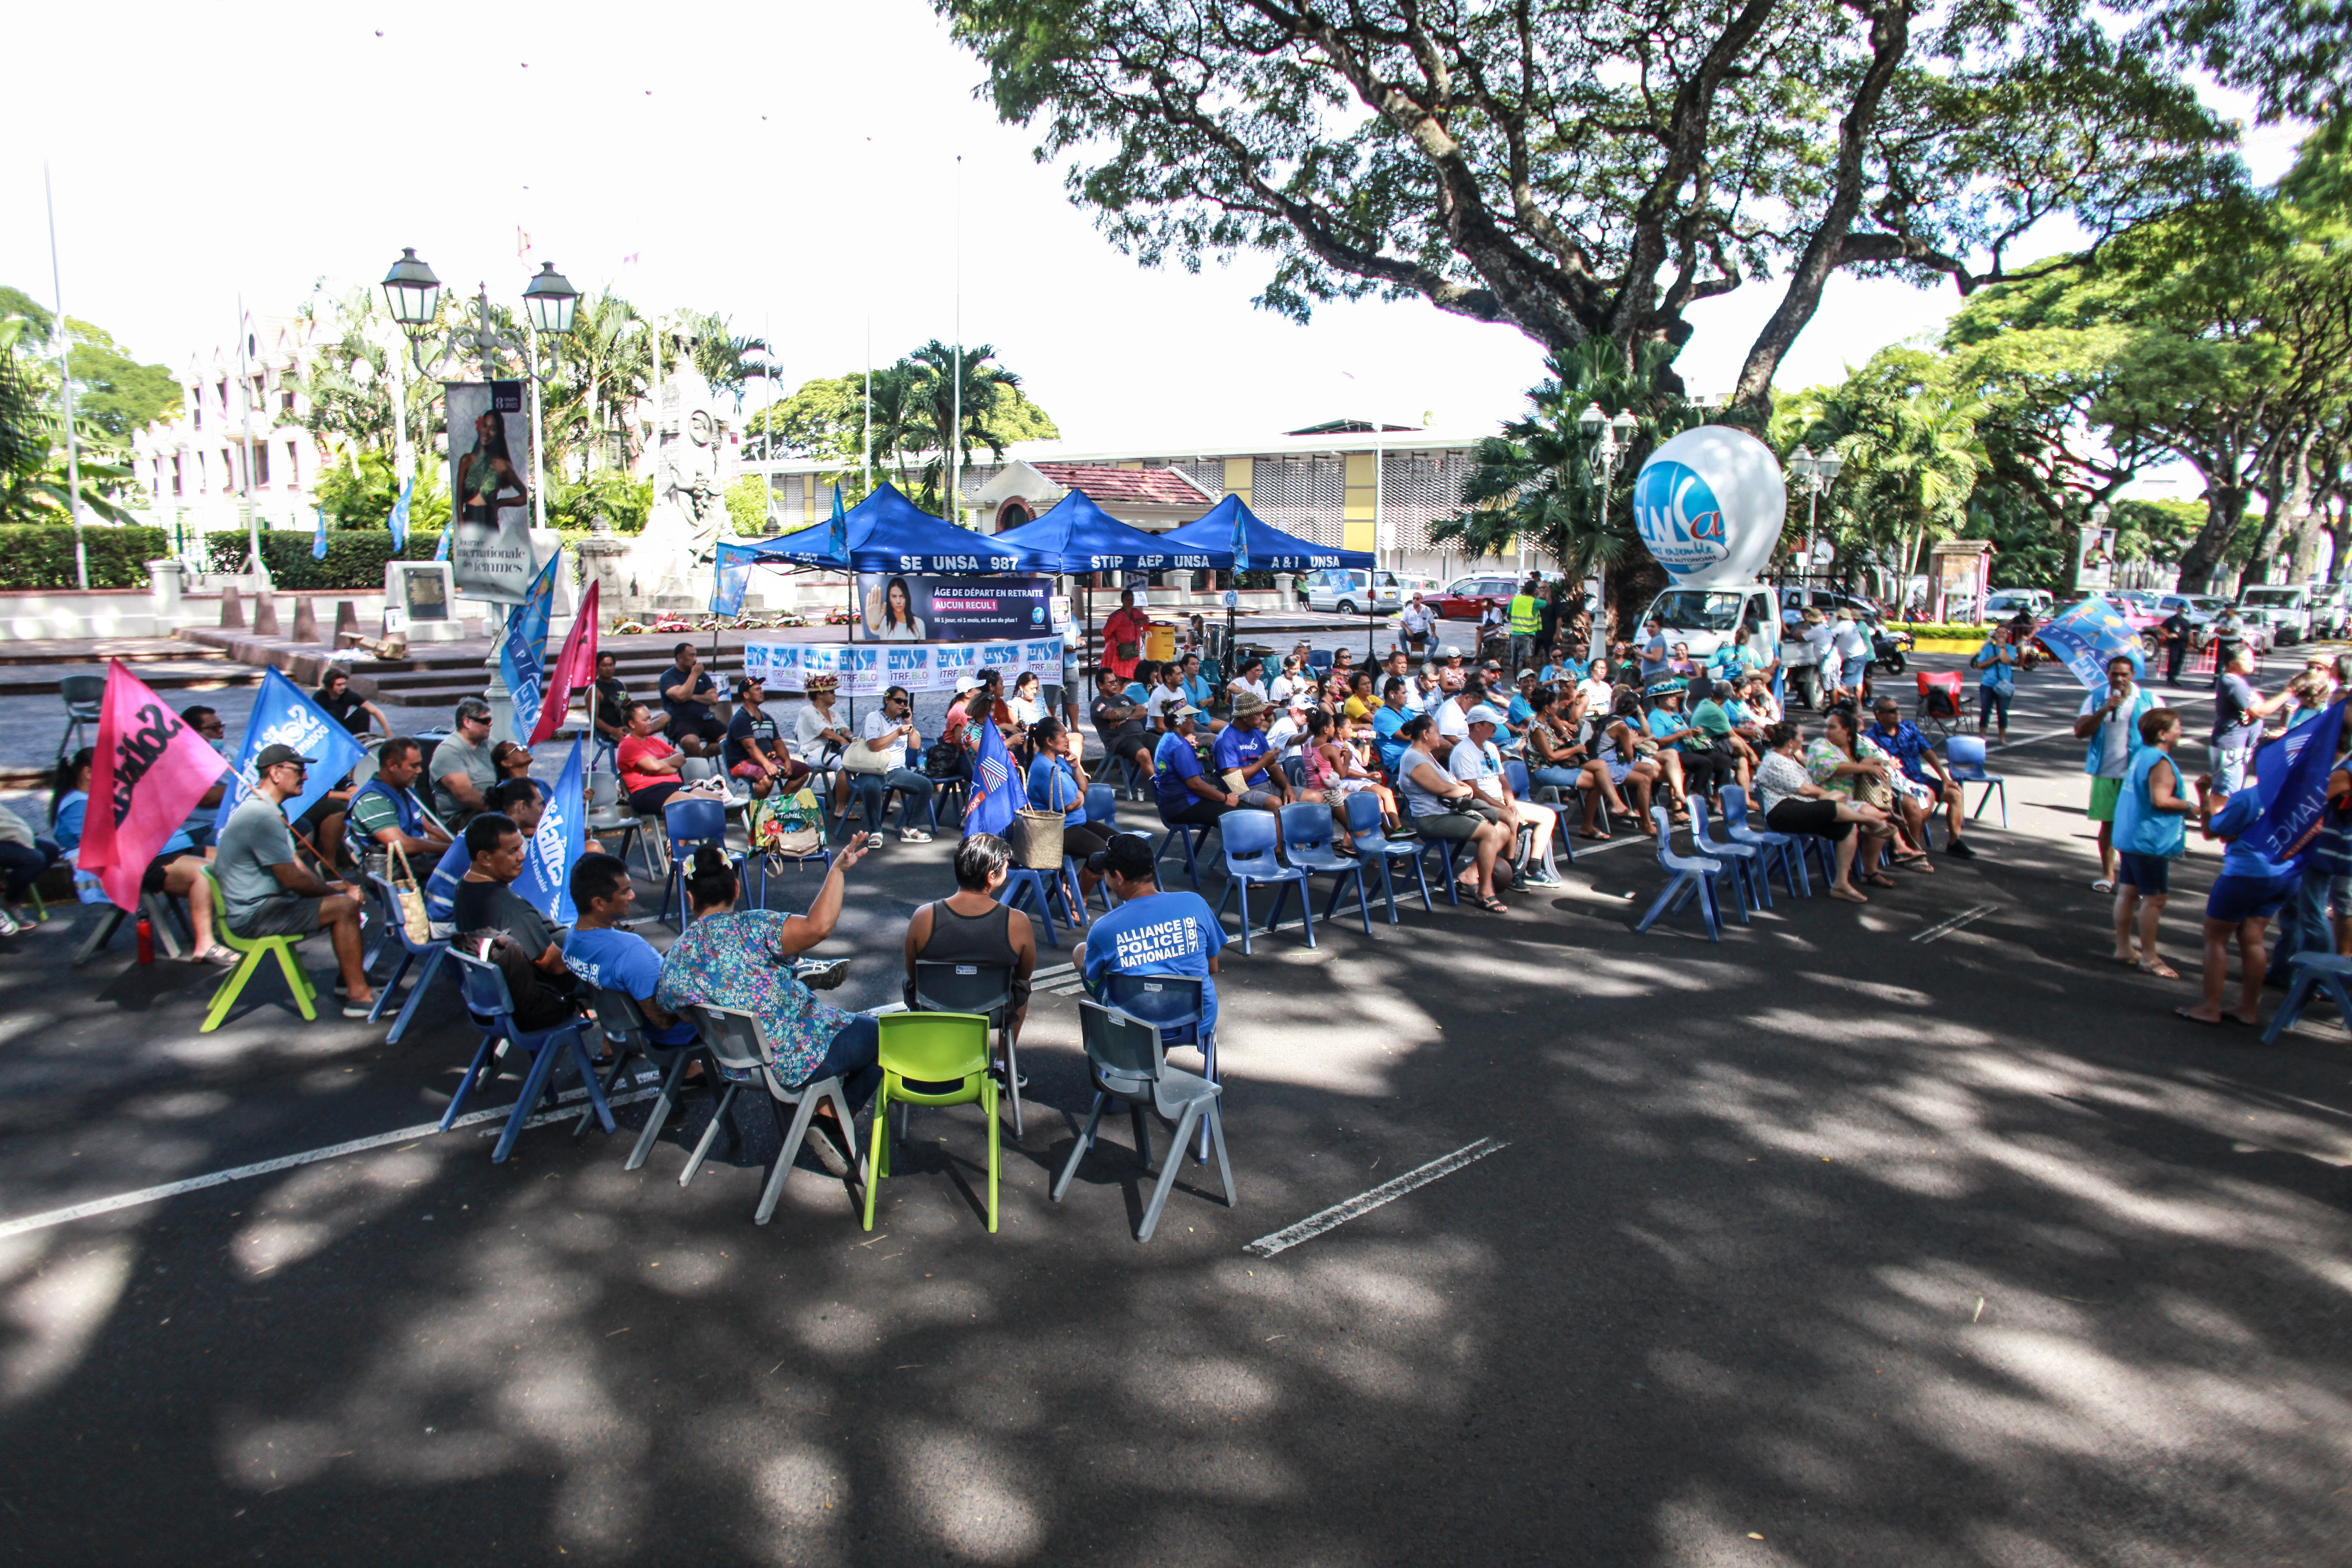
[[1578, 403, 1638, 642], [377, 248, 579, 738], [1787, 445, 1846, 588]]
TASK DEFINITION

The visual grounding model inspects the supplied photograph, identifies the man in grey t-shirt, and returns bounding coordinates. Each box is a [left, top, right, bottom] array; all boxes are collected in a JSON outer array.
[[430, 697, 497, 830], [214, 743, 376, 1017]]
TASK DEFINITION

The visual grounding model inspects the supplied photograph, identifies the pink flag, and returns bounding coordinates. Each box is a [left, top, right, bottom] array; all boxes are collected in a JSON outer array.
[[80, 660, 231, 911], [530, 580, 600, 744]]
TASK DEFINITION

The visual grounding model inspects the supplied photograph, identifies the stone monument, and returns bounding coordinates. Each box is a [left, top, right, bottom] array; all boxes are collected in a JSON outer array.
[[631, 334, 737, 611]]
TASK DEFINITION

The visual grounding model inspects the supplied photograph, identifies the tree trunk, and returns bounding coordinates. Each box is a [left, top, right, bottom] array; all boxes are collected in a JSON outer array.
[[2174, 482, 2251, 593]]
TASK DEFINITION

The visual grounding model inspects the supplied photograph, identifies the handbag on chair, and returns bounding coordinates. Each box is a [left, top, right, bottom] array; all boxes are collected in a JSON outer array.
[[386, 841, 433, 946]]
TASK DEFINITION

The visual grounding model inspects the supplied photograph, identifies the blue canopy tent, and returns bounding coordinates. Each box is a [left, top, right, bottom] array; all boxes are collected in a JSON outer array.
[[1165, 494, 1382, 660], [726, 481, 1052, 574], [993, 489, 1234, 676]]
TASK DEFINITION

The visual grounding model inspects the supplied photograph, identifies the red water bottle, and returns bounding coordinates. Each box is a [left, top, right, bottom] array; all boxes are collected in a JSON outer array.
[[136, 917, 155, 964]]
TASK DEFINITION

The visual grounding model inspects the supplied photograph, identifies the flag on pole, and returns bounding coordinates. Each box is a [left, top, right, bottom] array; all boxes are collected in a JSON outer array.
[[2242, 699, 2347, 865], [211, 666, 368, 837], [79, 661, 232, 911], [963, 713, 1017, 838], [514, 737, 586, 923], [387, 475, 413, 553], [498, 550, 562, 739], [1229, 502, 1250, 572], [711, 543, 752, 616], [311, 507, 328, 560], [531, 580, 599, 744], [826, 483, 849, 564], [433, 524, 450, 561], [2034, 594, 2144, 689]]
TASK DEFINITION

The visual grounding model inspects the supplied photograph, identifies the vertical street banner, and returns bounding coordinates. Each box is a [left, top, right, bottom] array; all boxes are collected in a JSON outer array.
[[446, 380, 535, 603], [211, 667, 369, 836], [515, 737, 585, 923], [80, 661, 231, 911], [498, 550, 561, 739]]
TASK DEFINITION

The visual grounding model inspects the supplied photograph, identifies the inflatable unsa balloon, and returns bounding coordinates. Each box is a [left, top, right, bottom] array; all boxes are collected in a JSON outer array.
[[1630, 424, 1788, 587]]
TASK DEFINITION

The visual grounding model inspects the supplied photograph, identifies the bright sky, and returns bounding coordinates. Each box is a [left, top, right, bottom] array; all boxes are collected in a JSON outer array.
[[0, 0, 2307, 457]]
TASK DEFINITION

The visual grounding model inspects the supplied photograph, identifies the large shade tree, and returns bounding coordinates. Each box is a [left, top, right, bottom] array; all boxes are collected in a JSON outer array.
[[942, 0, 2244, 416]]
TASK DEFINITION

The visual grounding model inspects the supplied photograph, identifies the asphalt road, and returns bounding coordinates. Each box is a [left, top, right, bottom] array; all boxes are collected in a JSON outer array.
[[1, 648, 2347, 1567]]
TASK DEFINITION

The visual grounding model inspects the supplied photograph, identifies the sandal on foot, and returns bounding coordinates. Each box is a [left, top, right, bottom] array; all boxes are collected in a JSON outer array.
[[1829, 886, 1869, 903], [1864, 872, 1898, 889], [1475, 895, 1509, 914], [2174, 1006, 2224, 1025], [2137, 960, 2181, 979]]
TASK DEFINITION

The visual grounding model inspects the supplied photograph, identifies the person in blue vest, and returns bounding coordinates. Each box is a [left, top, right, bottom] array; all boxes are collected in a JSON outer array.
[[2074, 653, 2160, 894], [2110, 706, 2194, 978], [348, 736, 453, 868]]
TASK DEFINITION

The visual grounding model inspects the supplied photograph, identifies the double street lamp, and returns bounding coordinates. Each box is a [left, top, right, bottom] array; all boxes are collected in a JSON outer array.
[[377, 248, 580, 529], [1787, 444, 1846, 580], [1578, 403, 1639, 635]]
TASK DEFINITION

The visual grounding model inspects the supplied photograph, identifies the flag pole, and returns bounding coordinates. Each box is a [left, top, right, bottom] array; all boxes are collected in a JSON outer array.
[[950, 154, 962, 529], [44, 166, 88, 591]]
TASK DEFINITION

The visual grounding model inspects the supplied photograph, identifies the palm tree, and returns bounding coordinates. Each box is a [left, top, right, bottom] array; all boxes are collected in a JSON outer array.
[[548, 290, 652, 476], [904, 340, 1023, 514], [671, 311, 770, 408], [1431, 340, 1704, 622]]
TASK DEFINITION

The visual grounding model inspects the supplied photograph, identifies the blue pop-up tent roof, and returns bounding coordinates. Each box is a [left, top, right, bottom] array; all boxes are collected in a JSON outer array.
[[992, 488, 1234, 573], [734, 481, 1051, 574], [1164, 494, 1373, 572]]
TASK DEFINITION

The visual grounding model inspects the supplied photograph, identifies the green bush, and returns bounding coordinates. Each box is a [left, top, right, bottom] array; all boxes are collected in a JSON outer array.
[[205, 528, 449, 590], [0, 524, 169, 589], [1891, 621, 2006, 639]]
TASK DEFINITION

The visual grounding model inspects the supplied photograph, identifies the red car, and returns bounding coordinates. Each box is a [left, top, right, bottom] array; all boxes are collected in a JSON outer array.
[[1429, 572, 1520, 620]]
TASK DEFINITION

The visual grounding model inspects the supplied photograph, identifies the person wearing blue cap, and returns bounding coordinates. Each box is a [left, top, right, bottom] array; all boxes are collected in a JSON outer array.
[[1644, 680, 1732, 801]]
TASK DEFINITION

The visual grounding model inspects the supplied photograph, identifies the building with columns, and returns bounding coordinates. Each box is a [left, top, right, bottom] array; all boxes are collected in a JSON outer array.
[[129, 314, 332, 540]]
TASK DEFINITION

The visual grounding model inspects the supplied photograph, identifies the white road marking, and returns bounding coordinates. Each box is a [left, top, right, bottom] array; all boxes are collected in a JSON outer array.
[[0, 1075, 663, 1241], [1912, 903, 1999, 943], [1243, 1136, 1510, 1257]]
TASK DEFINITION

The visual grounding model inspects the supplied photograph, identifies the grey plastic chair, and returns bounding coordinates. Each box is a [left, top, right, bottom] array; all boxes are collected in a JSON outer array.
[[57, 673, 103, 761], [1052, 999, 1235, 1243], [584, 770, 649, 877], [590, 985, 716, 1171], [681, 1002, 865, 1223], [912, 958, 1024, 1137]]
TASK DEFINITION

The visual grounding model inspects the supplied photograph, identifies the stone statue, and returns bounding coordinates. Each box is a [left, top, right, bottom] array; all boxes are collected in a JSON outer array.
[[633, 333, 736, 606]]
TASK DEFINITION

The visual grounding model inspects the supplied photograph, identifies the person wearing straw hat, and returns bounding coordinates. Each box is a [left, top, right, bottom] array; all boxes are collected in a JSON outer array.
[[1211, 691, 1291, 810]]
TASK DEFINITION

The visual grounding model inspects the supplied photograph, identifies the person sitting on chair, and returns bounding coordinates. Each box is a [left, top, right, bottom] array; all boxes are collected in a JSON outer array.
[[1076, 832, 1224, 1033], [1090, 667, 1158, 788], [49, 743, 230, 962], [618, 701, 691, 817], [1212, 692, 1292, 810], [1153, 701, 1235, 834], [565, 851, 698, 1052], [213, 743, 376, 1014], [656, 837, 880, 1119], [1866, 695, 1975, 861], [902, 832, 1036, 1050], [425, 777, 543, 934], [350, 736, 453, 865], [450, 808, 581, 1032], [1024, 716, 1113, 910], [724, 674, 809, 801]]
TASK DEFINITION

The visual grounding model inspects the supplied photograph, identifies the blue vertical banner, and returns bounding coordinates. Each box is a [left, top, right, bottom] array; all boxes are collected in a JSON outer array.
[[497, 551, 561, 737], [827, 483, 849, 564], [712, 542, 753, 616], [311, 508, 329, 560], [2244, 700, 2345, 865], [514, 737, 585, 923], [387, 475, 413, 553], [433, 523, 451, 561], [212, 666, 370, 836]]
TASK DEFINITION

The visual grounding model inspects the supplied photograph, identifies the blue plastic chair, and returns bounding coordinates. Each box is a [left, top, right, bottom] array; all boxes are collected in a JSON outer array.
[[1001, 864, 1080, 948], [2261, 952, 2352, 1044], [1943, 735, 2007, 826], [660, 796, 730, 928], [1718, 785, 1809, 898], [590, 733, 618, 774], [1155, 813, 1213, 890], [1096, 971, 1220, 1163], [1634, 805, 1725, 941], [1344, 790, 1432, 923], [365, 873, 454, 1043], [1689, 795, 1766, 911], [441, 946, 613, 1164], [1308, 650, 1334, 674], [1073, 783, 1120, 913], [1279, 801, 1374, 936], [1211, 808, 1315, 955]]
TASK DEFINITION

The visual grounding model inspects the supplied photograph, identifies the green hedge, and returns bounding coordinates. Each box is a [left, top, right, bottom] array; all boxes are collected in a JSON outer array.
[[0, 525, 170, 590], [1890, 622, 2003, 639], [205, 528, 450, 590]]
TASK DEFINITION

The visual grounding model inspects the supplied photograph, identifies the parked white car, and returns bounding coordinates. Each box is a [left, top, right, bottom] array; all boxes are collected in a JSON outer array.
[[1297, 567, 1410, 615], [2238, 584, 2316, 643]]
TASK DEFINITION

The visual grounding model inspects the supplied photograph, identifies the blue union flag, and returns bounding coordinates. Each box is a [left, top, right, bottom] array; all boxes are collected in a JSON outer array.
[[964, 712, 1017, 838]]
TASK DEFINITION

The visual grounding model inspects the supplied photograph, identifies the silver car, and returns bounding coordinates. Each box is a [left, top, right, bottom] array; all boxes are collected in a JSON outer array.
[[1298, 568, 1408, 616]]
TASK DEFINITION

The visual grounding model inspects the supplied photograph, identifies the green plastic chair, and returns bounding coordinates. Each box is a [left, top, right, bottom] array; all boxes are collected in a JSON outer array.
[[862, 1011, 998, 1233], [199, 867, 319, 1034]]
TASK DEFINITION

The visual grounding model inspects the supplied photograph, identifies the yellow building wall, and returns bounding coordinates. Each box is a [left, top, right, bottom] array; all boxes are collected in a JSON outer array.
[[1223, 456, 1252, 504]]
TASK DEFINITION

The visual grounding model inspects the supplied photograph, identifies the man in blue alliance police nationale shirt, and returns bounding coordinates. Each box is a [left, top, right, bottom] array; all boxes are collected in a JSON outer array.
[[1078, 832, 1226, 1031]]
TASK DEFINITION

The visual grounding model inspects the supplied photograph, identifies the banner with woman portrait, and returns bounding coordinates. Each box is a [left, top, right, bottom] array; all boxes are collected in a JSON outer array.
[[445, 381, 536, 603], [855, 572, 1052, 642]]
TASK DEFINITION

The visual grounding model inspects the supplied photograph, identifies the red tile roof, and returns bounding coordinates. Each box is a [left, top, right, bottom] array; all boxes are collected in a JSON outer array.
[[1031, 463, 1215, 507]]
